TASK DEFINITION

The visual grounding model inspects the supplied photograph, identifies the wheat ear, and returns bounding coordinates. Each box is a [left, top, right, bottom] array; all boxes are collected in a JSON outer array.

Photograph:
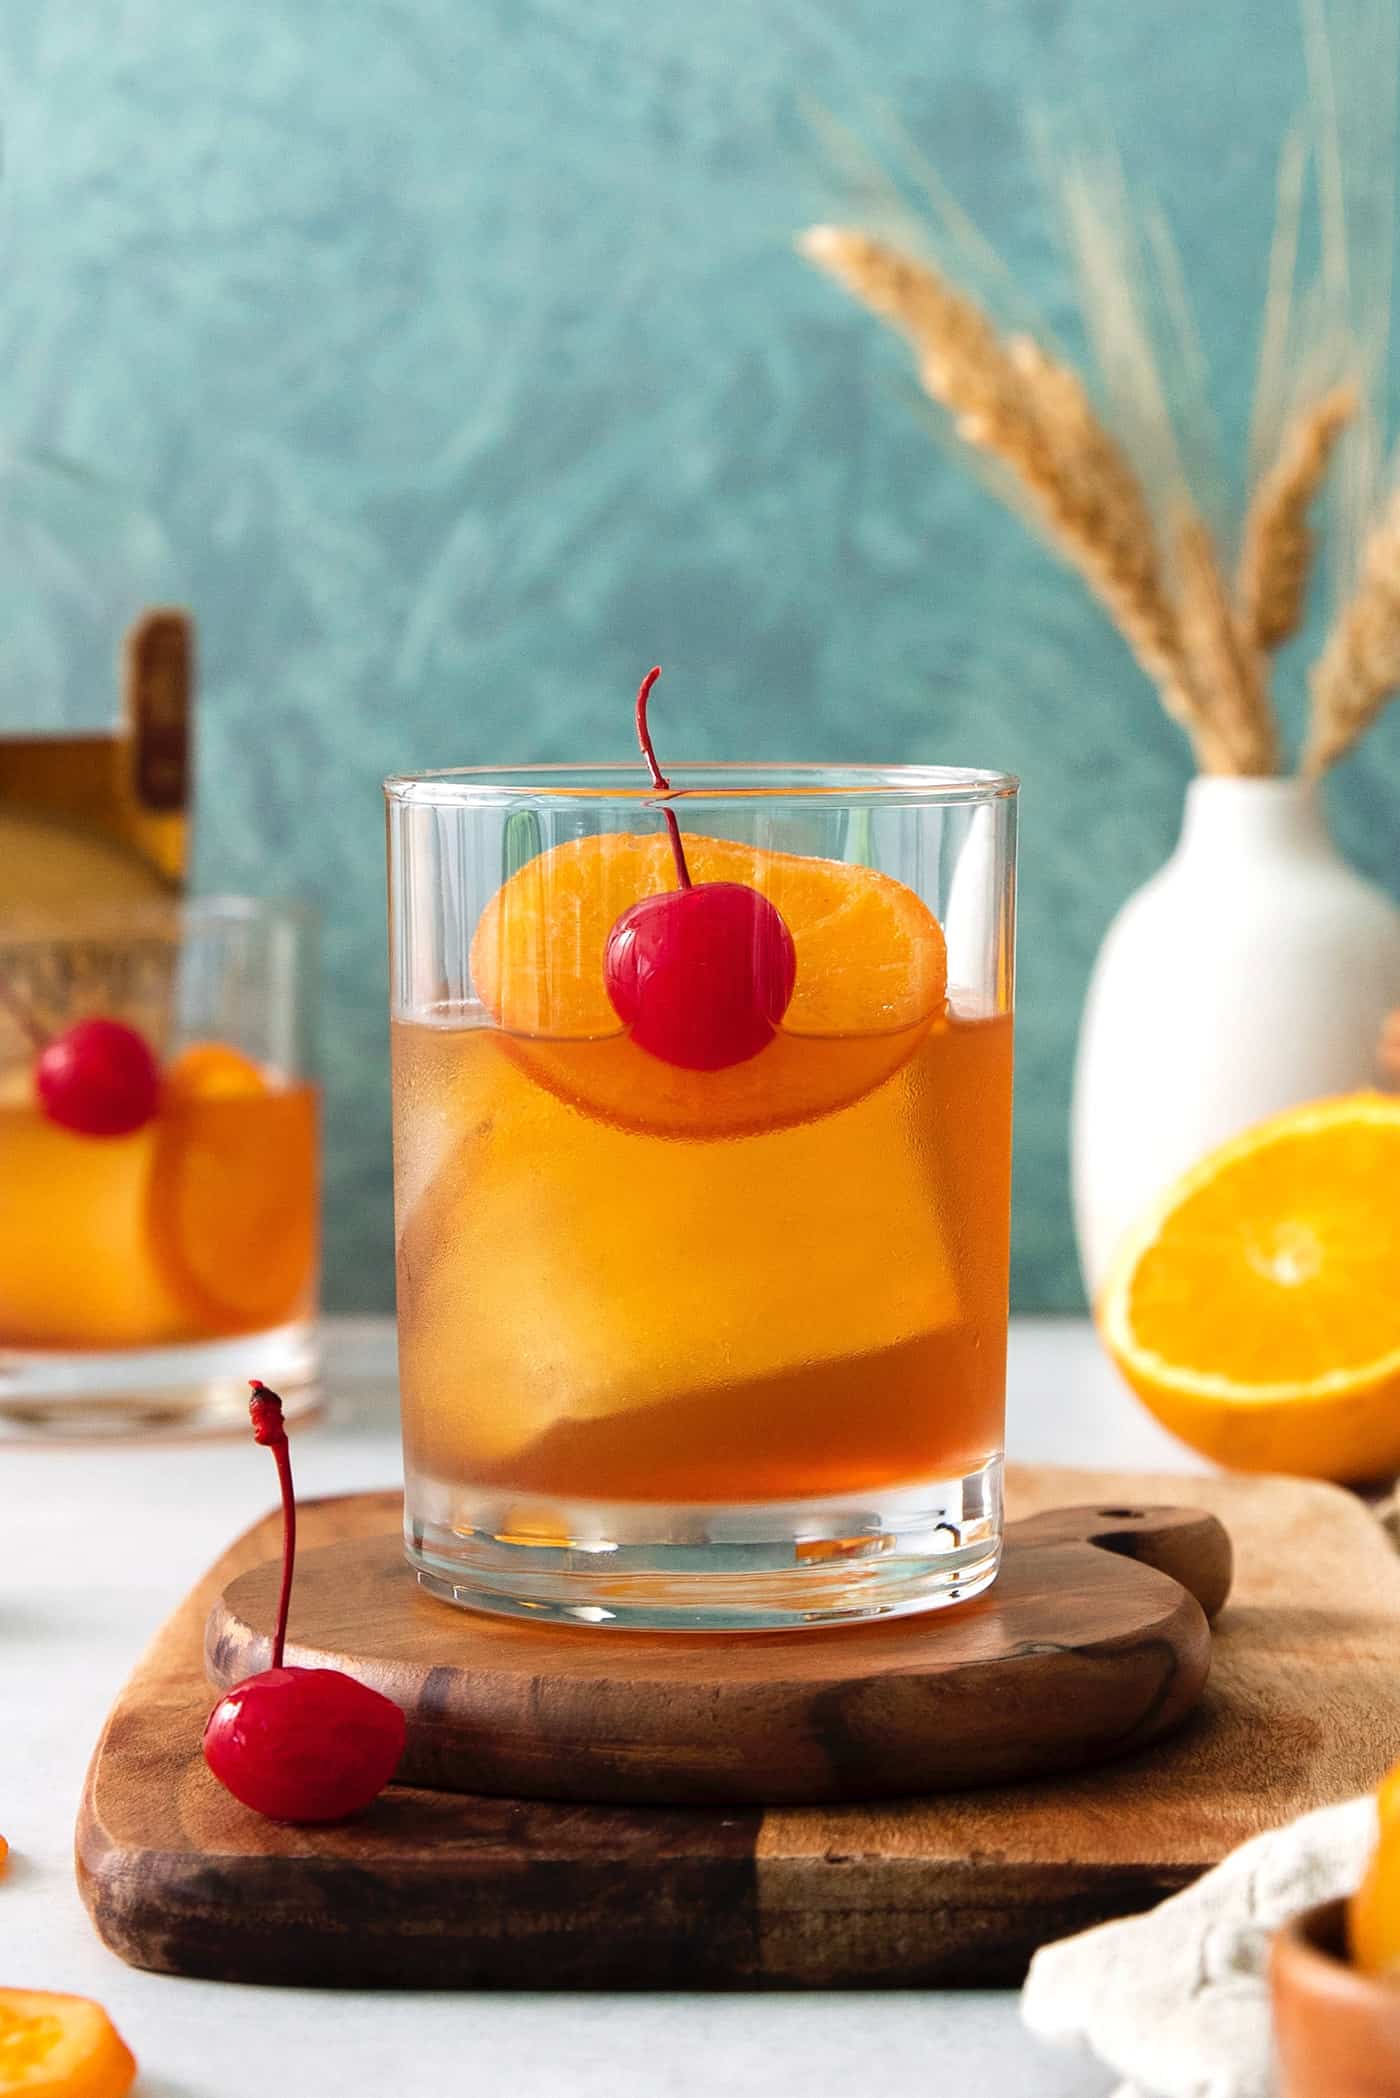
[[799, 225, 1228, 762], [1237, 383, 1358, 652], [1303, 483, 1400, 772], [1174, 511, 1279, 775]]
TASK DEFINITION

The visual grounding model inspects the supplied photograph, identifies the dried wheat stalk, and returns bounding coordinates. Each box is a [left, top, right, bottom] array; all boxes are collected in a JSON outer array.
[[799, 225, 1237, 761], [1173, 511, 1279, 774], [1237, 383, 1358, 652], [1303, 482, 1400, 771]]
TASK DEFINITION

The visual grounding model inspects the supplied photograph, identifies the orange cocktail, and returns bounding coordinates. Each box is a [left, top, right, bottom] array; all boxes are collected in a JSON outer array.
[[389, 730, 1016, 1628], [0, 898, 320, 1432], [0, 1044, 316, 1352]]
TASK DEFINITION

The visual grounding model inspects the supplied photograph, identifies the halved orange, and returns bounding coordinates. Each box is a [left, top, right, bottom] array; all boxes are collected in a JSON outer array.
[[469, 832, 947, 1134], [0, 1988, 136, 2097], [149, 1049, 318, 1336], [1099, 1093, 1400, 1481]]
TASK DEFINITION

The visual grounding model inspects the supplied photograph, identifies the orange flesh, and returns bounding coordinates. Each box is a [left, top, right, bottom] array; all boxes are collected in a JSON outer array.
[[470, 832, 950, 1138], [1100, 1094, 1400, 1481], [394, 1010, 1011, 1503], [0, 1050, 318, 1350], [1114, 1108, 1400, 1380], [0, 1989, 136, 2097], [473, 835, 947, 1021]]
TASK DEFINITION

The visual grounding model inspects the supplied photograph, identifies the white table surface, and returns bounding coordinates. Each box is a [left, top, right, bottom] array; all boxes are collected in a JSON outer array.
[[1, 1316, 1202, 2098]]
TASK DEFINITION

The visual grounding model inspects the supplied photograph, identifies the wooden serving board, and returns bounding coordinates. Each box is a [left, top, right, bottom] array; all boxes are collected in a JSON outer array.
[[204, 1504, 1231, 1804], [78, 1467, 1400, 1990]]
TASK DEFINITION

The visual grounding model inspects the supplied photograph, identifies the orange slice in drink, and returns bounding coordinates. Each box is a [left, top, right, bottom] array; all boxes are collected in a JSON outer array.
[[1099, 1092, 1400, 1481], [0, 1989, 136, 2097], [149, 1045, 318, 1336], [469, 833, 947, 1135]]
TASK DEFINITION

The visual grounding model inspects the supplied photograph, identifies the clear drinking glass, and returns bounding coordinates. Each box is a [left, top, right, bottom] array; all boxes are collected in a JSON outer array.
[[0, 896, 320, 1435], [387, 766, 1016, 1629]]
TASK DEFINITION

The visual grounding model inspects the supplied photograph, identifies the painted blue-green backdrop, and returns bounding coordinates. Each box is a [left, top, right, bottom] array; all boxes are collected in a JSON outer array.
[[0, 1, 1396, 1311]]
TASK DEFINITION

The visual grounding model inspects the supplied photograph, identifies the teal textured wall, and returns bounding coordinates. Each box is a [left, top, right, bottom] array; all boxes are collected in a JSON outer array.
[[1, 2, 1396, 1311]]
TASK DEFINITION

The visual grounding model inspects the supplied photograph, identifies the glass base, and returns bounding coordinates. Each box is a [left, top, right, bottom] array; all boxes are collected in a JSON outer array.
[[406, 1453, 1002, 1630], [0, 1320, 321, 1440]]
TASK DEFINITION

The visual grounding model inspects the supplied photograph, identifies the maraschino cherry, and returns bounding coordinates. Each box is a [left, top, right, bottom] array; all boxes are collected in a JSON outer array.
[[0, 976, 161, 1138], [604, 668, 797, 1069], [36, 1018, 161, 1136], [203, 1382, 406, 1823]]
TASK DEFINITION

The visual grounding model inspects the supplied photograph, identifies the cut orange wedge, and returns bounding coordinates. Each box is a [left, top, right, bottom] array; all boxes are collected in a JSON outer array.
[[149, 1051, 318, 1336], [0, 1988, 136, 2097], [469, 832, 947, 1134], [1099, 1093, 1400, 1481]]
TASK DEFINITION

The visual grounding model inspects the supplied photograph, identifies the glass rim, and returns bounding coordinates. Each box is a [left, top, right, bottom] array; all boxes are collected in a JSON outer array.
[[384, 761, 1019, 810], [183, 892, 317, 929]]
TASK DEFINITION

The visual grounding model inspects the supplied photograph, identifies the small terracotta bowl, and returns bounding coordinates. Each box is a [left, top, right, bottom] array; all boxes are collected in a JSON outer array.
[[1272, 1898, 1400, 2097]]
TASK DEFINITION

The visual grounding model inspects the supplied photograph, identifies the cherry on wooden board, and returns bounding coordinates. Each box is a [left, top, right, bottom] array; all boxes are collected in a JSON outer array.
[[202, 1383, 405, 1824]]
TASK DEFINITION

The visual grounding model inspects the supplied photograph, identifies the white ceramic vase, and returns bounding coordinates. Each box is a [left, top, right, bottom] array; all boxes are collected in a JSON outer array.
[[1072, 775, 1400, 1298]]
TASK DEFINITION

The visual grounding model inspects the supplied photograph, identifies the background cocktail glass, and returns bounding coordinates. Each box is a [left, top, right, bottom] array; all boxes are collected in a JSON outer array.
[[387, 766, 1015, 1629], [0, 896, 320, 1436]]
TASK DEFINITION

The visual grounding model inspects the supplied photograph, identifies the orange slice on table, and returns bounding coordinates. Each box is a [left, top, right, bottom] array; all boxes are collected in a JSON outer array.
[[0, 1988, 136, 2097], [469, 832, 948, 1135], [148, 1043, 318, 1336], [1099, 1092, 1400, 1482]]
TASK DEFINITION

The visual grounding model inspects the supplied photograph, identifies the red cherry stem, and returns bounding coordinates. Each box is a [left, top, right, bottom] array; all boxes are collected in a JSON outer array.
[[248, 1380, 295, 1670], [634, 666, 692, 892]]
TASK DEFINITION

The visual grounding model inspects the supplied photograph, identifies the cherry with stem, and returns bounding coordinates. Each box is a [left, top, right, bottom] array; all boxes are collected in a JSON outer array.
[[203, 1382, 406, 1824], [603, 666, 798, 1071]]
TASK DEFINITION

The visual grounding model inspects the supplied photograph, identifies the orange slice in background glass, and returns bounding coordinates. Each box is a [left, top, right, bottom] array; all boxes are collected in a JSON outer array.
[[149, 1043, 318, 1336], [162, 1042, 269, 1101], [469, 833, 948, 1136], [0, 1989, 136, 2098]]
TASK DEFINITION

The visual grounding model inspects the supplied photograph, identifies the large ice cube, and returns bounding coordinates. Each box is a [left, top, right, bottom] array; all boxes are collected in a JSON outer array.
[[396, 1027, 960, 1477]]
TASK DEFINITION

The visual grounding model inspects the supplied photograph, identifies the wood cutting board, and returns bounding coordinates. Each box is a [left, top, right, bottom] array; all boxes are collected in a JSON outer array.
[[77, 1465, 1400, 1989], [204, 1500, 1231, 1803]]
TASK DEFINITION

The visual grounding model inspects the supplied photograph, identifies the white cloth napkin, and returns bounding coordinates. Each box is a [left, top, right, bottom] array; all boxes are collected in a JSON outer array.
[[1021, 1796, 1377, 2098]]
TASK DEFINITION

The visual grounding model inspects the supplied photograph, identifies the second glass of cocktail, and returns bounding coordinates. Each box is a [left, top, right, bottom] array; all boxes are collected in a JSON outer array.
[[388, 678, 1015, 1628]]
